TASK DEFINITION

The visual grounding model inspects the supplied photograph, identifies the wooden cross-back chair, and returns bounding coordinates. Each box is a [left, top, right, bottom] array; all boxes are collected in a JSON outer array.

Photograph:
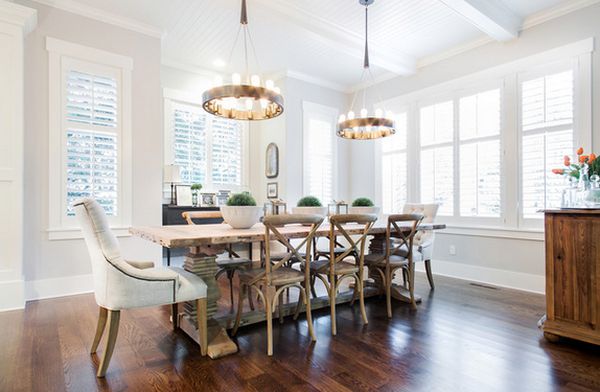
[[364, 213, 423, 315], [232, 213, 324, 356], [308, 213, 377, 336], [181, 211, 254, 313]]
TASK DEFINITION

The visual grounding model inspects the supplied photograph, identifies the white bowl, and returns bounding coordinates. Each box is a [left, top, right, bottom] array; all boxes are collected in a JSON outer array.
[[348, 206, 380, 216], [220, 206, 263, 229], [291, 206, 328, 216]]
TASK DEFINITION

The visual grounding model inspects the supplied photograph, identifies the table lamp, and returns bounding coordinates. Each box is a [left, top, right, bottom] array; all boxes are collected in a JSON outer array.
[[164, 164, 182, 205]]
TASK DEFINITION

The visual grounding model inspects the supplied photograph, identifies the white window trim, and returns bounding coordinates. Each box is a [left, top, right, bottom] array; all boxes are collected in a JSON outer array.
[[47, 37, 133, 240], [163, 88, 250, 192], [302, 101, 339, 202], [377, 38, 593, 233]]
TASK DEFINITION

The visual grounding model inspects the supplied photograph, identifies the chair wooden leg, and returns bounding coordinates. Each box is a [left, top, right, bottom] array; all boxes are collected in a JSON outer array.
[[197, 298, 208, 356], [278, 291, 284, 324], [266, 293, 273, 356], [402, 268, 408, 288], [96, 310, 120, 378], [408, 263, 417, 310], [330, 279, 337, 336], [91, 307, 108, 354], [310, 276, 317, 299], [424, 259, 435, 290], [232, 283, 246, 336], [304, 283, 316, 342], [247, 285, 255, 311], [227, 270, 235, 314], [358, 275, 368, 325], [385, 269, 392, 319], [171, 303, 179, 330]]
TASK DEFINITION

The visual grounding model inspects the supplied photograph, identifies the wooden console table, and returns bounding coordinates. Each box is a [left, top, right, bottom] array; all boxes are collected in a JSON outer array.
[[130, 221, 446, 358], [542, 209, 600, 346]]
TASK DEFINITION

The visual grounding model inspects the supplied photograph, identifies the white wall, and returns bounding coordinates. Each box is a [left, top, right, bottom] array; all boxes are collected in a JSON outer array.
[[350, 3, 600, 293], [19, 0, 163, 301]]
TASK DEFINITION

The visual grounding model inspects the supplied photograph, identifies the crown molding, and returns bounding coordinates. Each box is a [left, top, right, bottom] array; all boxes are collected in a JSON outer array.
[[0, 1, 37, 34], [31, 0, 163, 38]]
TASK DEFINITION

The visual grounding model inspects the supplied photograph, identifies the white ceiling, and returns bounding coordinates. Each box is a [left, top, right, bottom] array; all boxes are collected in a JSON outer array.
[[41, 0, 581, 90]]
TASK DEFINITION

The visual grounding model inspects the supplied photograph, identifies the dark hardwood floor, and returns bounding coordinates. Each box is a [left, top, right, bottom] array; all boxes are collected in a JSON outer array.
[[1, 273, 599, 392]]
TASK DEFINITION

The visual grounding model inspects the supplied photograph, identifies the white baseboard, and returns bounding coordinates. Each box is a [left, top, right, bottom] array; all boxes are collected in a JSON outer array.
[[419, 259, 545, 294], [0, 279, 25, 311], [25, 274, 93, 302]]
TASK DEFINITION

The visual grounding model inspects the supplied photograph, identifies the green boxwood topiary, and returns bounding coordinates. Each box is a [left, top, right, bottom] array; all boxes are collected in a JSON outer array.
[[352, 197, 374, 207], [297, 196, 322, 207], [226, 192, 257, 206]]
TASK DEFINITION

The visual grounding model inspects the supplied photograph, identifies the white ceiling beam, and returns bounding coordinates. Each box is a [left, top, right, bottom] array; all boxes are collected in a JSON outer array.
[[439, 0, 522, 41], [255, 0, 416, 75]]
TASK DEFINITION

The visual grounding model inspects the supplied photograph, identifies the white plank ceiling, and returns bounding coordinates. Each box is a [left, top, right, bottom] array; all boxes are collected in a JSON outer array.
[[53, 0, 572, 89]]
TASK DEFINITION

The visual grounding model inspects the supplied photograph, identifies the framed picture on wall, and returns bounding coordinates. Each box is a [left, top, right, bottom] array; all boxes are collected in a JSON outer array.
[[267, 182, 278, 199], [265, 142, 279, 178], [175, 185, 193, 206]]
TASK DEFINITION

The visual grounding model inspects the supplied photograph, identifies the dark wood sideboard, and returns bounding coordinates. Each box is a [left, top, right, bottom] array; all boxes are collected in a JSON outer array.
[[542, 209, 600, 346]]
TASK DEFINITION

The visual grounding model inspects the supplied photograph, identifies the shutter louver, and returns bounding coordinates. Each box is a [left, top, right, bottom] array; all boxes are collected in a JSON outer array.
[[381, 113, 407, 214], [306, 117, 334, 204]]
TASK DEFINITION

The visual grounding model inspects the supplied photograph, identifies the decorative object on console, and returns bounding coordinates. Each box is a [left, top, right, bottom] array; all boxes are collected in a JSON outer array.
[[328, 200, 349, 215], [292, 196, 328, 216], [267, 182, 278, 198], [221, 192, 263, 229], [337, 0, 395, 140], [201, 192, 216, 206], [201, 0, 284, 121], [216, 190, 231, 206], [265, 142, 279, 178], [349, 197, 380, 215], [263, 199, 287, 216], [175, 185, 193, 206], [191, 183, 203, 207], [553, 147, 600, 208], [164, 164, 182, 205]]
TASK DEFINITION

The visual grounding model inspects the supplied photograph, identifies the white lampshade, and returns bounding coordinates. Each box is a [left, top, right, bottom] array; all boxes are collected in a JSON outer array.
[[164, 164, 181, 183]]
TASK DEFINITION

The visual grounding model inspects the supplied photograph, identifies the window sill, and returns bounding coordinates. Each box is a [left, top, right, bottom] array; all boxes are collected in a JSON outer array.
[[438, 225, 544, 241], [47, 227, 131, 241]]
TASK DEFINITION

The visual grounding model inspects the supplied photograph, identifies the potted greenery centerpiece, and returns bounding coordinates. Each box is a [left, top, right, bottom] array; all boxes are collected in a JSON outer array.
[[220, 192, 263, 229], [191, 183, 202, 206], [291, 196, 328, 216], [348, 197, 380, 215]]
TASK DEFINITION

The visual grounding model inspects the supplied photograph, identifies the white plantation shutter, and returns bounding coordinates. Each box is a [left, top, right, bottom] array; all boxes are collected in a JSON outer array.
[[520, 69, 574, 218], [303, 102, 338, 205], [458, 88, 501, 217], [64, 69, 120, 216], [381, 112, 407, 213], [169, 101, 244, 189], [420, 101, 454, 216]]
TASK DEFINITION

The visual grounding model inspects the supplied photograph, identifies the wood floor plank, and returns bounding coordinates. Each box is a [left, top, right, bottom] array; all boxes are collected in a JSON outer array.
[[1, 273, 599, 392]]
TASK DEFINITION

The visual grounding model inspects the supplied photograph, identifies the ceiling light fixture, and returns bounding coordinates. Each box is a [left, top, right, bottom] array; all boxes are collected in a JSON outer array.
[[202, 0, 284, 121], [338, 0, 395, 140]]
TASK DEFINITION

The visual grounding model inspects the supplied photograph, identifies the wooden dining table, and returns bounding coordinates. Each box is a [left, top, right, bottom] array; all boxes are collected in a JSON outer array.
[[130, 220, 445, 358]]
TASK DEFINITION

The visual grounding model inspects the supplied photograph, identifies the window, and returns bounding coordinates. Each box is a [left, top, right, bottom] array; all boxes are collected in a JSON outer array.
[[164, 91, 247, 191], [419, 100, 454, 216], [458, 88, 502, 217], [380, 112, 407, 214], [520, 69, 574, 219], [302, 101, 338, 204], [47, 37, 133, 238]]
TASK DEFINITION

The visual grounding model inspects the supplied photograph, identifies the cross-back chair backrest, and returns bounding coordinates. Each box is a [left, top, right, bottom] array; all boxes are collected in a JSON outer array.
[[262, 214, 324, 286], [386, 213, 424, 260], [328, 214, 378, 266], [181, 210, 223, 225]]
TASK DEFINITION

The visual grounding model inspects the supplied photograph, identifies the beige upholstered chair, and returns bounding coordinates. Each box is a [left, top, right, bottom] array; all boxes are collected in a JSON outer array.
[[308, 214, 377, 336], [402, 203, 439, 289], [364, 214, 423, 313], [74, 198, 208, 377], [232, 214, 324, 356]]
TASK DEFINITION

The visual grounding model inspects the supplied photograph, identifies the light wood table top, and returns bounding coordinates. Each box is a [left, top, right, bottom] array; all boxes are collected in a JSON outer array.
[[130, 221, 446, 249]]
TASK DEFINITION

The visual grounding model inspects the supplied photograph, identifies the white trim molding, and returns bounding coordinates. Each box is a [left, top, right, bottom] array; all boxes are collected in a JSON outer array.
[[0, 0, 37, 34], [31, 0, 163, 38], [25, 273, 94, 301]]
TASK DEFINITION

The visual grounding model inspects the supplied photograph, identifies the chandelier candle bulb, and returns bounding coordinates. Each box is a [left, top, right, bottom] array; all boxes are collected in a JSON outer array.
[[265, 79, 274, 90], [251, 75, 260, 86], [274, 86, 281, 94], [231, 73, 241, 85], [360, 108, 368, 118], [338, 114, 346, 123], [375, 108, 383, 117], [348, 110, 355, 120], [386, 110, 393, 118]]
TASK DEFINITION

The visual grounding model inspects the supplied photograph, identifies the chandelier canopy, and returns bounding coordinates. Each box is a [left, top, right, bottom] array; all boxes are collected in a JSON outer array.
[[202, 0, 284, 121], [337, 0, 395, 140]]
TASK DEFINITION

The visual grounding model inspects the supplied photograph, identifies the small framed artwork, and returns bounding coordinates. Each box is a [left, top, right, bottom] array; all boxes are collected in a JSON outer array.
[[265, 142, 279, 178], [175, 185, 193, 206], [267, 182, 278, 199], [201, 193, 216, 206]]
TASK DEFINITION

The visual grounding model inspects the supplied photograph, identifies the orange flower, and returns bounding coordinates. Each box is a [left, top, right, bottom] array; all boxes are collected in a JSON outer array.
[[590, 153, 597, 163], [577, 147, 584, 155], [564, 155, 571, 166], [579, 155, 589, 163], [552, 168, 565, 175]]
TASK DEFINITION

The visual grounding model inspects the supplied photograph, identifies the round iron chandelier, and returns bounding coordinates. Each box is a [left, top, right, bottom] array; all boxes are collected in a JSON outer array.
[[337, 0, 395, 140], [202, 0, 284, 121]]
